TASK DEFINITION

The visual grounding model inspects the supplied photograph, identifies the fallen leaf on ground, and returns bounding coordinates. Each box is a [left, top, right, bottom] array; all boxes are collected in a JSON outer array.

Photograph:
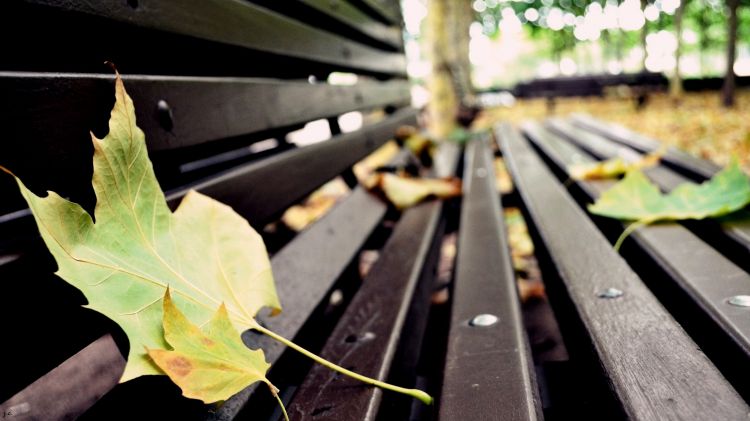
[[588, 159, 750, 223], [148, 290, 274, 403], [4, 71, 281, 382]]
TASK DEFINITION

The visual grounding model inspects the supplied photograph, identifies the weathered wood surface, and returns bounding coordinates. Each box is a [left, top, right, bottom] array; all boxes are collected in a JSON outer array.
[[500, 123, 749, 420]]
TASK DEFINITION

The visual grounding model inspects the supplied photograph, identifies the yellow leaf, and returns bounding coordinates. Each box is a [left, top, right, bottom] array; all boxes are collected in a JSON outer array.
[[495, 157, 514, 194], [568, 147, 666, 180], [8, 71, 280, 381], [352, 141, 400, 184], [148, 290, 273, 403], [379, 173, 461, 209]]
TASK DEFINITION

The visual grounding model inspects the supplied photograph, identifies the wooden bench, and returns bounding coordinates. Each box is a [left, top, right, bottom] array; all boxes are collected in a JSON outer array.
[[2, 2, 750, 421]]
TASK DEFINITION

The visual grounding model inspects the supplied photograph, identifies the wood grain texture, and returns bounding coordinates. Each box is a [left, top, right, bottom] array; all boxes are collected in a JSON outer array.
[[527, 121, 750, 362], [440, 134, 541, 421], [0, 335, 124, 421], [22, 0, 406, 76], [500, 122, 749, 420]]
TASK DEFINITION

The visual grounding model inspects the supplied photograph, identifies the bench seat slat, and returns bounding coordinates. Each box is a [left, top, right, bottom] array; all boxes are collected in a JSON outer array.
[[525, 122, 750, 363], [569, 114, 721, 180], [440, 134, 541, 421], [0, 335, 124, 421], [22, 0, 406, 76], [500, 123, 749, 420], [287, 144, 459, 420]]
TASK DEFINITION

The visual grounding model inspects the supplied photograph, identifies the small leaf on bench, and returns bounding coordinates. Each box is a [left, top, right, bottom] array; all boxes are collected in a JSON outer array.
[[148, 289, 275, 403], [588, 159, 750, 248], [378, 173, 461, 209], [569, 146, 666, 180]]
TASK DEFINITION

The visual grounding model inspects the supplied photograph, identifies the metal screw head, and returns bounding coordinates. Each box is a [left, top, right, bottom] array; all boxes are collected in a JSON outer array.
[[597, 287, 624, 299], [156, 100, 174, 131], [469, 314, 498, 327], [475, 167, 487, 178], [728, 295, 750, 307]]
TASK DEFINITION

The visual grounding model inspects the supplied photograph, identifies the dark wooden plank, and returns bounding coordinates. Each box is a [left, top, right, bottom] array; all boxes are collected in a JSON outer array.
[[212, 185, 389, 420], [0, 72, 409, 155], [0, 335, 125, 421], [569, 113, 720, 180], [440, 134, 541, 421], [524, 121, 750, 361], [355, 0, 402, 24], [22, 0, 407, 76], [0, 108, 416, 255], [302, 0, 402, 48], [164, 108, 417, 227], [546, 119, 750, 254], [500, 122, 749, 420], [252, 0, 403, 49], [287, 144, 459, 420]]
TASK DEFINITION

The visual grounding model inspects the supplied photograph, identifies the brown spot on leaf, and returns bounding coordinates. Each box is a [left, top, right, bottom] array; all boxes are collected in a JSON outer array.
[[201, 337, 215, 346], [167, 356, 192, 377]]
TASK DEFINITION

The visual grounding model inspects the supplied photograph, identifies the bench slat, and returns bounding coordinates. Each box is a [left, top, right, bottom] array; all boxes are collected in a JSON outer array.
[[22, 0, 406, 76], [569, 114, 720, 180], [213, 185, 389, 420], [357, 0, 403, 25], [0, 335, 124, 421], [546, 119, 750, 255], [303, 0, 402, 47], [165, 108, 417, 226], [0, 108, 416, 255], [524, 121, 750, 364], [439, 134, 541, 421], [287, 144, 459, 420], [500, 123, 749, 420], [0, 73, 409, 156]]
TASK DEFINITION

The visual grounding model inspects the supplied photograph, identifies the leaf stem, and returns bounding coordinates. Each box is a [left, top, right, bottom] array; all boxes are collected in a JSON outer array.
[[254, 324, 433, 405], [614, 220, 650, 252], [268, 383, 290, 421]]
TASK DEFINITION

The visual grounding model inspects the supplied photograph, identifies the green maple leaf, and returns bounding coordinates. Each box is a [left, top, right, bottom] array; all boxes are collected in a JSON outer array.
[[588, 159, 750, 248], [7, 73, 281, 382], [147, 290, 274, 404], [5, 70, 432, 408], [589, 160, 750, 222]]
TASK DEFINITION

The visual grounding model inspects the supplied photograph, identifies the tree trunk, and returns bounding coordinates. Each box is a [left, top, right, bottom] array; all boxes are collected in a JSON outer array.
[[722, 0, 739, 107], [446, 0, 474, 104], [426, 0, 473, 137], [670, 0, 686, 99], [426, 0, 457, 138]]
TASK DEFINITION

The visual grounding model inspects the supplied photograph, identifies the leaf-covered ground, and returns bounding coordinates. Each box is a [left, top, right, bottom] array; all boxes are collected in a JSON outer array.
[[477, 89, 750, 174]]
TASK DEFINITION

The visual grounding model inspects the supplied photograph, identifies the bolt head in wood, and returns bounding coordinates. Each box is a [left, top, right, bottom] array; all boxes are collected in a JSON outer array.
[[597, 287, 624, 299], [728, 295, 750, 307], [469, 314, 498, 327]]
